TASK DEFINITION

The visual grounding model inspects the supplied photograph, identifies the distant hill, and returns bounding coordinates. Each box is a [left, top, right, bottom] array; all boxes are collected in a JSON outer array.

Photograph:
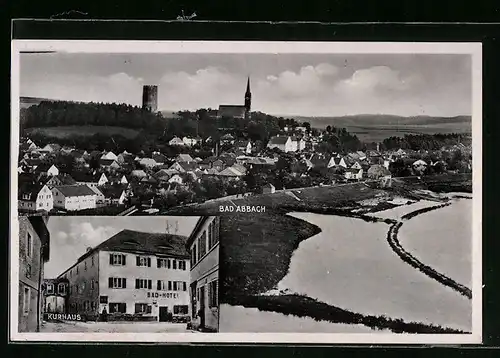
[[19, 96, 61, 109], [288, 114, 472, 128]]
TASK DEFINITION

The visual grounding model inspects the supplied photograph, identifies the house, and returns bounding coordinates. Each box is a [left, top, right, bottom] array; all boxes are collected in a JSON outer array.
[[234, 140, 252, 155], [18, 216, 50, 332], [51, 185, 97, 211], [168, 174, 184, 184], [116, 153, 134, 164], [71, 171, 107, 188], [40, 143, 61, 153], [131, 170, 148, 178], [412, 159, 428, 174], [344, 168, 363, 180], [169, 137, 185, 146], [367, 165, 392, 179], [220, 134, 235, 145], [34, 164, 59, 177], [44, 173, 77, 187], [267, 136, 296, 152], [99, 159, 120, 170], [262, 183, 276, 194], [176, 154, 194, 163], [327, 156, 348, 169], [395, 148, 408, 157], [182, 137, 200, 147], [100, 151, 118, 161], [187, 216, 220, 332], [100, 186, 127, 205], [217, 166, 245, 179], [152, 152, 167, 165], [56, 229, 190, 321], [291, 136, 306, 151], [43, 278, 69, 314], [89, 186, 105, 207], [139, 158, 159, 169], [351, 161, 363, 170], [18, 184, 54, 213]]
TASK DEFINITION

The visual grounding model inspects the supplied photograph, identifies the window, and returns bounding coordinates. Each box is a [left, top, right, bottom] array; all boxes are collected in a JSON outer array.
[[26, 232, 32, 257], [191, 244, 197, 266], [58, 283, 66, 295], [76, 266, 79, 275], [91, 256, 95, 266], [135, 279, 152, 289], [173, 260, 177, 270], [183, 282, 187, 291], [173, 305, 189, 315], [213, 218, 220, 245], [157, 258, 171, 269], [157, 280, 169, 290], [47, 283, 54, 294], [109, 302, 127, 313], [84, 261, 87, 271], [168, 281, 172, 291], [135, 303, 152, 314], [26, 263, 32, 279], [110, 253, 126, 266], [69, 285, 72, 295], [136, 256, 151, 267], [173, 281, 178, 291], [198, 231, 207, 258], [91, 302, 97, 311], [23, 287, 30, 316], [208, 222, 213, 248], [108, 277, 127, 289], [91, 280, 95, 290], [208, 280, 218, 308], [70, 270, 72, 278]]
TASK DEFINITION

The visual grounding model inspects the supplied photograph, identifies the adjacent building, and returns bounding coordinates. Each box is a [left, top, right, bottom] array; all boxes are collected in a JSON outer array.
[[18, 216, 50, 332], [43, 278, 69, 314], [187, 216, 220, 332], [57, 229, 191, 322]]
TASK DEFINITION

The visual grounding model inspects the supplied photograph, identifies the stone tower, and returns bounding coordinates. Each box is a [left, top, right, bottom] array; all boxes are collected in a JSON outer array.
[[142, 85, 158, 112]]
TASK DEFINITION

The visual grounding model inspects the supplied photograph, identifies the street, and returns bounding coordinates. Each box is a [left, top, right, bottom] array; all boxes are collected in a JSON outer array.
[[40, 320, 193, 333]]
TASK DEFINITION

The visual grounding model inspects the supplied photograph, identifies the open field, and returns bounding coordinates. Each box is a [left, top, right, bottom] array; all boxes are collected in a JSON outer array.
[[25, 126, 140, 139], [345, 123, 472, 143]]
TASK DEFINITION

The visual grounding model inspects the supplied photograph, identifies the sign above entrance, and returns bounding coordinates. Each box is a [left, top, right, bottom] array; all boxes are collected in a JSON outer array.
[[147, 291, 179, 299]]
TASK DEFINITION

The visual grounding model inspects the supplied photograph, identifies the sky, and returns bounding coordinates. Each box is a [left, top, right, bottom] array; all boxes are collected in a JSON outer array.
[[20, 52, 472, 117], [44, 216, 200, 278]]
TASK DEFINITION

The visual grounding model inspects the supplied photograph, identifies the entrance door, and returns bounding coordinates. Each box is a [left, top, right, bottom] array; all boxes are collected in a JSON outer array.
[[199, 286, 206, 329], [159, 306, 169, 322]]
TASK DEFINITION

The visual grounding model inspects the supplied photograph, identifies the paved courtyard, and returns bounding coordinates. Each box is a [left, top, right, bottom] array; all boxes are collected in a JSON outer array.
[[40, 320, 193, 333]]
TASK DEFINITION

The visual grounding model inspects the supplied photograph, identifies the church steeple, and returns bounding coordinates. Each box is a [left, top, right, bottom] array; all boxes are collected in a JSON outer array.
[[244, 76, 252, 116]]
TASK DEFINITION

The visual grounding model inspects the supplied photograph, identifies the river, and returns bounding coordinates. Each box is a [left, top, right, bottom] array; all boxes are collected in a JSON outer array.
[[272, 208, 472, 332]]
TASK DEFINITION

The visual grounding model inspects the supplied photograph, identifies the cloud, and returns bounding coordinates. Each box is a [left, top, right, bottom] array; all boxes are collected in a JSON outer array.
[[336, 66, 422, 94], [67, 222, 119, 248]]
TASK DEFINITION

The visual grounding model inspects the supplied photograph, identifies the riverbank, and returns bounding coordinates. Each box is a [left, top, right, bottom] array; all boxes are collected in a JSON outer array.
[[228, 294, 467, 334]]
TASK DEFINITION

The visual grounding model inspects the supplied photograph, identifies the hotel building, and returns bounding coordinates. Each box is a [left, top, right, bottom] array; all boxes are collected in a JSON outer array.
[[187, 216, 220, 332], [57, 229, 191, 321]]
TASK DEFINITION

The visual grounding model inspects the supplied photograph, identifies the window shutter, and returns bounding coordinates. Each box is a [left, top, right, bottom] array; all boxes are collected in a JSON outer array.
[[157, 280, 161, 290], [157, 259, 161, 268], [136, 256, 140, 266], [123, 255, 126, 265], [123, 278, 127, 288], [147, 258, 151, 267], [108, 277, 113, 288], [183, 282, 187, 291], [147, 305, 152, 314], [167, 259, 171, 269], [168, 281, 172, 291], [135, 279, 139, 289], [148, 280, 152, 290], [109, 254, 113, 265]]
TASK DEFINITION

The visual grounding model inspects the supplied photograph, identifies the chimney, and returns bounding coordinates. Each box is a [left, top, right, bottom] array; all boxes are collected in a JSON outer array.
[[86, 247, 92, 253]]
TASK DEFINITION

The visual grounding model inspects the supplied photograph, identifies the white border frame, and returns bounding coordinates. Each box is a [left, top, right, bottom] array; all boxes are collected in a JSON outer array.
[[10, 40, 482, 344]]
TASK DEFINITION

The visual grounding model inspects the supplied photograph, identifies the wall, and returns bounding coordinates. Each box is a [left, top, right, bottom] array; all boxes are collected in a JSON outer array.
[[64, 251, 100, 317], [189, 217, 220, 331], [98, 250, 190, 318], [45, 295, 66, 313], [18, 217, 43, 332], [36, 185, 53, 211]]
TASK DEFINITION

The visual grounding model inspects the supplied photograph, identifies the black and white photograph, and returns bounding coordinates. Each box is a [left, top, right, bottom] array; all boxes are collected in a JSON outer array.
[[10, 40, 481, 344], [14, 215, 220, 337]]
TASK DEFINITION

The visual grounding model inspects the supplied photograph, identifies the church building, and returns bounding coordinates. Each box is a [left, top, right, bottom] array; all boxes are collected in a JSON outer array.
[[217, 77, 252, 120]]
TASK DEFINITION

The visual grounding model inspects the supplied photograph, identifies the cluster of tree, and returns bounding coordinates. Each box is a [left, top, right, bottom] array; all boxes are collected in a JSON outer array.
[[20, 101, 166, 133], [317, 126, 363, 153], [382, 133, 470, 151]]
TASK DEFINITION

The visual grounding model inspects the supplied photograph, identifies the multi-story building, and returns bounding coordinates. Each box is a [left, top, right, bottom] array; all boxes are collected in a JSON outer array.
[[57, 229, 191, 322], [51, 185, 97, 211], [187, 216, 220, 332], [43, 278, 69, 314], [18, 216, 50, 332]]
